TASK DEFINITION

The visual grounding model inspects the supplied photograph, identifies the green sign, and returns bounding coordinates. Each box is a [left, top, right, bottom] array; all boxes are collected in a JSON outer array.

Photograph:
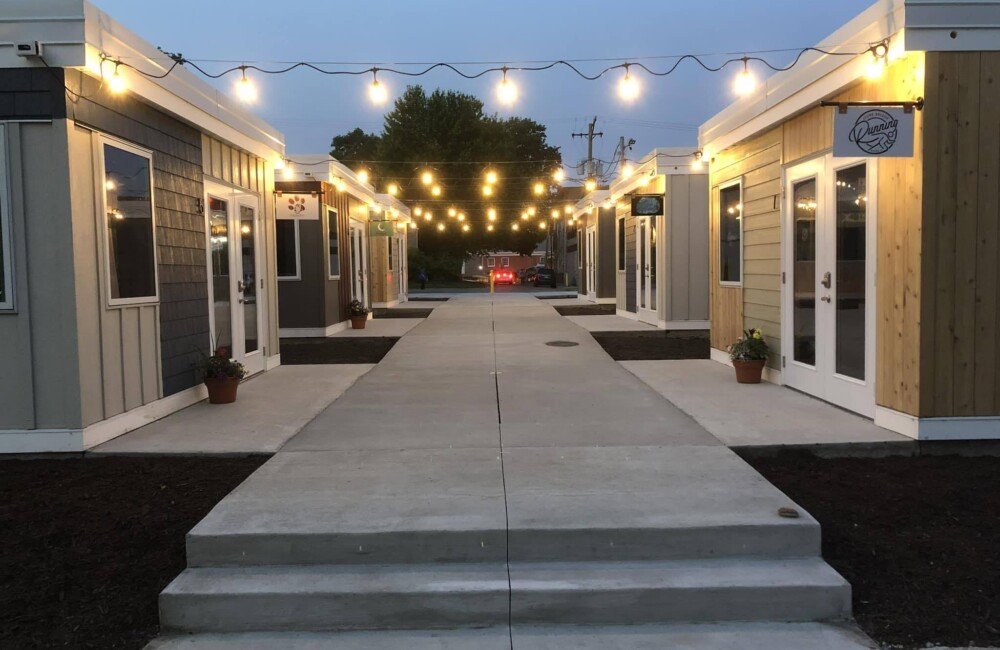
[[368, 220, 396, 237]]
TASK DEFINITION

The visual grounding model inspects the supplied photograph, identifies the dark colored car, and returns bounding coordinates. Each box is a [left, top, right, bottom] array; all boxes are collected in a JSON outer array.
[[533, 268, 557, 288], [493, 269, 516, 285], [518, 267, 540, 284]]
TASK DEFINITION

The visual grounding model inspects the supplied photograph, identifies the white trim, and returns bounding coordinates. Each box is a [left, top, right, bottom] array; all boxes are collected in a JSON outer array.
[[276, 217, 301, 281], [98, 134, 160, 307], [663, 320, 711, 330], [279, 320, 349, 339], [875, 406, 1000, 440], [711, 347, 784, 385], [718, 179, 743, 288], [265, 353, 282, 370], [327, 206, 341, 280], [0, 123, 14, 311], [616, 308, 639, 320]]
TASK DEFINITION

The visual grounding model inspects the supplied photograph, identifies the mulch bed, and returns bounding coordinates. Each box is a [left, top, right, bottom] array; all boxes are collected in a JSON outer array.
[[0, 456, 267, 650], [746, 452, 1000, 649], [373, 308, 433, 319], [591, 330, 711, 360], [280, 337, 400, 364], [553, 304, 617, 316]]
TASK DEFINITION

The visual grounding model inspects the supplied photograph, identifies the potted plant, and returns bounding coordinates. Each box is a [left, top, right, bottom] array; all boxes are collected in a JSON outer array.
[[728, 328, 769, 384], [199, 347, 247, 404], [348, 299, 369, 330]]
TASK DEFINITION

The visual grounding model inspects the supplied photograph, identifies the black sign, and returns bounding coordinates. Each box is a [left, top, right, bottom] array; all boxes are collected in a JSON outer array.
[[631, 195, 664, 216]]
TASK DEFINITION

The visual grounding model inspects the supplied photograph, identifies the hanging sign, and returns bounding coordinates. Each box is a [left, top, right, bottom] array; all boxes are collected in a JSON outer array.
[[833, 106, 914, 158], [279, 193, 319, 220], [369, 220, 396, 237], [631, 195, 664, 216]]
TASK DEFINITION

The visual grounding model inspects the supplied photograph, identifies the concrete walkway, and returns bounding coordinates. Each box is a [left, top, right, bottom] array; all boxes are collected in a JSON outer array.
[[567, 314, 658, 332], [150, 295, 871, 648]]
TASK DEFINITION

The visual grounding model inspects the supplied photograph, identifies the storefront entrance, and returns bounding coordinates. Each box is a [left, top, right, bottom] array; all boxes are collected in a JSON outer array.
[[782, 155, 876, 417], [349, 220, 369, 307], [206, 181, 266, 375], [636, 216, 657, 324]]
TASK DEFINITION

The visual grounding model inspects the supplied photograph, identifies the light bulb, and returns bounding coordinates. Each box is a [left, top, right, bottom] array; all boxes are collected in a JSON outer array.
[[734, 59, 756, 96], [521, 212, 529, 221], [527, 207, 536, 216], [485, 170, 498, 184], [497, 69, 518, 105], [357, 169, 370, 184], [414, 207, 423, 216], [622, 163, 634, 178], [431, 185, 442, 197], [865, 56, 886, 80], [437, 223, 445, 231], [458, 214, 466, 222], [692, 153, 704, 171], [488, 209, 497, 221], [482, 185, 493, 197], [387, 182, 398, 195], [105, 179, 116, 191], [553, 169, 565, 183], [564, 205, 573, 214], [236, 68, 257, 104], [585, 178, 597, 192], [421, 171, 434, 185], [540, 221, 547, 230], [618, 66, 640, 102], [424, 213, 432, 222], [109, 65, 127, 94], [409, 222, 417, 229], [533, 182, 545, 196], [448, 208, 457, 217], [462, 224, 470, 232], [487, 224, 494, 232], [512, 223, 520, 231], [551, 209, 560, 218], [369, 72, 388, 105], [282, 162, 294, 180]]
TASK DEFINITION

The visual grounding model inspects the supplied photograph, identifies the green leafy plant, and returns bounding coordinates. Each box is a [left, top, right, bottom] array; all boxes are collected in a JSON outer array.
[[348, 299, 370, 317], [198, 347, 247, 380], [728, 328, 769, 362]]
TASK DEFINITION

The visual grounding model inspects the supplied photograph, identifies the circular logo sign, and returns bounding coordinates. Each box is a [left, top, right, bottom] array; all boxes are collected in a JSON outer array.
[[849, 109, 899, 155]]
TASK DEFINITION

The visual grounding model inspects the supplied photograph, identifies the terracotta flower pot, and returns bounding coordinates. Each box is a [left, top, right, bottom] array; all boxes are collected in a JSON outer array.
[[204, 376, 241, 404], [733, 359, 766, 384], [350, 315, 367, 330]]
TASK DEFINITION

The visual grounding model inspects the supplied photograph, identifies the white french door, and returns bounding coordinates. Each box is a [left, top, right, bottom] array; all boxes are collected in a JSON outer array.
[[782, 155, 876, 417], [586, 226, 598, 301], [349, 220, 369, 307], [206, 181, 265, 375], [636, 216, 657, 324]]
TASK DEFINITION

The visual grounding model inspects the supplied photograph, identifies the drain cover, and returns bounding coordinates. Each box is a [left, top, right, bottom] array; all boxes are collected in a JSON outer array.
[[545, 341, 579, 347]]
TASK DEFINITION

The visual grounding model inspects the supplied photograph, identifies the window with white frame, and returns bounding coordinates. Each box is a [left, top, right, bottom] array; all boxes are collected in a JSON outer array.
[[100, 137, 158, 304], [0, 125, 14, 311], [501, 257, 509, 267], [327, 208, 340, 279], [719, 182, 743, 285], [276, 218, 300, 280], [487, 257, 495, 268]]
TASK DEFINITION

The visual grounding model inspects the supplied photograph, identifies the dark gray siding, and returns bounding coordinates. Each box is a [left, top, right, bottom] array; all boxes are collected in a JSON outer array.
[[0, 68, 67, 120], [598, 209, 616, 300], [64, 70, 207, 396], [624, 215, 637, 312]]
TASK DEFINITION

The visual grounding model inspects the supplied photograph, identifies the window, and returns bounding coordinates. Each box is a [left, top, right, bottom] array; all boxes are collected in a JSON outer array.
[[501, 257, 510, 267], [388, 236, 395, 271], [327, 208, 340, 279], [719, 182, 742, 285], [0, 125, 13, 311], [276, 218, 300, 279], [487, 257, 496, 268], [617, 218, 626, 271], [101, 137, 157, 304]]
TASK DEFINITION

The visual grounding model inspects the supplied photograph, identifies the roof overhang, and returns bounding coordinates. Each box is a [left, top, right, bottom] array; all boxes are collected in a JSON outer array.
[[609, 148, 705, 200], [284, 154, 376, 205]]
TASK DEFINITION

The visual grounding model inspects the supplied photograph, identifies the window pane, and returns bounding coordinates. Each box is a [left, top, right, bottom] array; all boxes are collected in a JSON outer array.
[[327, 209, 339, 277], [209, 197, 232, 351], [240, 205, 258, 354], [792, 179, 817, 366], [0, 197, 6, 305], [836, 164, 867, 380], [617, 218, 625, 271], [719, 185, 742, 283], [104, 144, 156, 299], [276, 219, 298, 278]]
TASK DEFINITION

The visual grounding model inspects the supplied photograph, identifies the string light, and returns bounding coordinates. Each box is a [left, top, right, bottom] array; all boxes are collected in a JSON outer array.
[[414, 207, 423, 216], [734, 57, 756, 96], [387, 182, 399, 195], [511, 223, 520, 231], [551, 209, 560, 218], [357, 169, 370, 184], [482, 185, 494, 197], [462, 223, 470, 232], [691, 151, 705, 171], [437, 223, 445, 231], [621, 163, 634, 178], [564, 205, 573, 214], [431, 185, 442, 197], [448, 208, 457, 217], [533, 182, 545, 196], [497, 67, 518, 105], [369, 69, 388, 105], [424, 213, 432, 222], [553, 169, 565, 183], [866, 41, 889, 80], [539, 221, 547, 230], [585, 178, 597, 192], [487, 224, 494, 232], [457, 213, 466, 222], [521, 212, 529, 221], [618, 64, 640, 102], [235, 66, 257, 103], [281, 160, 294, 180], [109, 61, 127, 94], [488, 209, 497, 221], [485, 170, 498, 184]]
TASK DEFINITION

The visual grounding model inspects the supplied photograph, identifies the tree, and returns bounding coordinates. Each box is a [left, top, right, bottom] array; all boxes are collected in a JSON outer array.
[[329, 86, 562, 259]]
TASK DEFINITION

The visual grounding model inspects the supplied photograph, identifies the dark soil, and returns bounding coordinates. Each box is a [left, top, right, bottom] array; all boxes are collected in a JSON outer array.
[[373, 308, 433, 319], [280, 337, 400, 364], [591, 330, 711, 360], [553, 304, 616, 316], [746, 452, 1000, 649], [0, 456, 267, 650]]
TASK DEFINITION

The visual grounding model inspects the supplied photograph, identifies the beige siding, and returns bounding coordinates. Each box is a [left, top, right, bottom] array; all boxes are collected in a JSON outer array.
[[663, 174, 710, 323]]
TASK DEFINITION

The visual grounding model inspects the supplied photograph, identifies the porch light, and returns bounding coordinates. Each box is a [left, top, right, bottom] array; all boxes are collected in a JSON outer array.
[[734, 58, 756, 96], [553, 169, 565, 183], [497, 67, 518, 105], [369, 70, 388, 105], [105, 179, 117, 191], [618, 64, 640, 102], [236, 67, 257, 104]]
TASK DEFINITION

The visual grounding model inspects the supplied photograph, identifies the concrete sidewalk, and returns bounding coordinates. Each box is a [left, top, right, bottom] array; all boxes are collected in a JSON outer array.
[[149, 294, 870, 648]]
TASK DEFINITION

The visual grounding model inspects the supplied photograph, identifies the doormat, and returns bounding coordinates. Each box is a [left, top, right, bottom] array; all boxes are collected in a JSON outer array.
[[545, 341, 580, 347]]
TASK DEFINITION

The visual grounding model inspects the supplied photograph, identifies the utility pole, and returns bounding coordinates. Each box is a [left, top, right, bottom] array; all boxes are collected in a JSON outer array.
[[572, 116, 604, 178]]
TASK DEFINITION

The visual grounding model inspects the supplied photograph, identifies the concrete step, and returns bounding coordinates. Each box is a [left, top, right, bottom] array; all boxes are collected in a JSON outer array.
[[159, 558, 850, 633], [145, 622, 876, 649], [187, 522, 819, 567]]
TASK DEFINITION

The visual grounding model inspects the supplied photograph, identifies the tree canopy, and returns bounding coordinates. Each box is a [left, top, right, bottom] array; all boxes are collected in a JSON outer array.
[[329, 86, 562, 257]]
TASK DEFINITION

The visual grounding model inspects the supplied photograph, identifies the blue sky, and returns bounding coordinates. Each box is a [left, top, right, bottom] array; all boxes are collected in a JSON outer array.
[[95, 0, 874, 167]]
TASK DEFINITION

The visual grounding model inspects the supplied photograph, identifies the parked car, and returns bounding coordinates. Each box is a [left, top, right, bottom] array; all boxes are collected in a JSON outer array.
[[518, 267, 540, 284], [533, 268, 558, 288], [493, 269, 516, 285]]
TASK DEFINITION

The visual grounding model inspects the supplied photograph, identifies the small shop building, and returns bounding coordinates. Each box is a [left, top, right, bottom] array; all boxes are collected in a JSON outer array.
[[0, 0, 285, 452], [699, 0, 1000, 439], [572, 190, 616, 304], [609, 148, 710, 328], [274, 157, 411, 337]]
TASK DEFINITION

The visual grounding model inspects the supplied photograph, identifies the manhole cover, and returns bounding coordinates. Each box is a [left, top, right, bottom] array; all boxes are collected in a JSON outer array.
[[545, 341, 579, 347]]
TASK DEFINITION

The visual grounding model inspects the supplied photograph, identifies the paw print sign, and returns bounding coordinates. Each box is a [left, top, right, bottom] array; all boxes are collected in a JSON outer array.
[[287, 196, 307, 216]]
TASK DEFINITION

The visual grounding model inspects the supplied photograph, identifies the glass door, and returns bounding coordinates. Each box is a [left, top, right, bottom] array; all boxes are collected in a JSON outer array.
[[782, 156, 875, 417], [349, 220, 369, 307], [206, 182, 265, 376], [586, 226, 597, 301], [637, 216, 657, 324]]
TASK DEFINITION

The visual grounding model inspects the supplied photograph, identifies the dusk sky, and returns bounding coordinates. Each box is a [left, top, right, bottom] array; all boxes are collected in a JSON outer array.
[[95, 0, 874, 172]]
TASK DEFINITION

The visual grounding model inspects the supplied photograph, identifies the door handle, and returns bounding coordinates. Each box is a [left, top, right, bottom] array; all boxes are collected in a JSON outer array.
[[820, 296, 832, 303], [821, 272, 832, 289]]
